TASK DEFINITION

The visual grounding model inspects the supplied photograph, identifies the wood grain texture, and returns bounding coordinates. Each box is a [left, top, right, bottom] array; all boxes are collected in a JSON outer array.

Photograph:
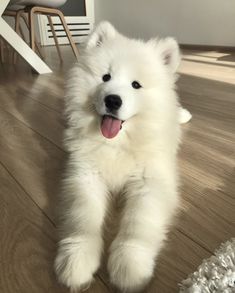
[[0, 81, 65, 148], [179, 50, 235, 84], [0, 46, 234, 292], [0, 162, 109, 293], [0, 107, 64, 221], [0, 162, 65, 293]]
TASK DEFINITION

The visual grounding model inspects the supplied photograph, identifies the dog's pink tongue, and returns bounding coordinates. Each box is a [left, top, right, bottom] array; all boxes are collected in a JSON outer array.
[[101, 116, 122, 139]]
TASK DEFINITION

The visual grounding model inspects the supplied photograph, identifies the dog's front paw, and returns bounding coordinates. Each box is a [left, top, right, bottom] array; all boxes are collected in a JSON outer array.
[[108, 241, 155, 292], [54, 237, 102, 291]]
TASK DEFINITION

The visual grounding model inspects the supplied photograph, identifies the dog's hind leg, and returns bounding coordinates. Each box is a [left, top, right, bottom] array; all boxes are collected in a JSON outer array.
[[54, 160, 108, 291], [179, 107, 192, 124], [108, 176, 179, 292]]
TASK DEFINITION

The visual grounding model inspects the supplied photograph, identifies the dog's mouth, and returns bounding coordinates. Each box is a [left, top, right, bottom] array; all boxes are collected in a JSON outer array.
[[101, 115, 124, 139]]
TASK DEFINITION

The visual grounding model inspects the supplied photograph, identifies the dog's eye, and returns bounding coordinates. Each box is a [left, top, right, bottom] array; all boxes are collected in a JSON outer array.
[[102, 74, 111, 82], [132, 81, 142, 89]]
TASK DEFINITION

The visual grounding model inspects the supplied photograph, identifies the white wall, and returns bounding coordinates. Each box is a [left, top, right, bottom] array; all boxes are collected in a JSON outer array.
[[95, 0, 235, 47]]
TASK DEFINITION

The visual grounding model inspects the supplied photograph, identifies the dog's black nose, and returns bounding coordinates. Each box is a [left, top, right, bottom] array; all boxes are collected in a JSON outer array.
[[104, 95, 122, 111]]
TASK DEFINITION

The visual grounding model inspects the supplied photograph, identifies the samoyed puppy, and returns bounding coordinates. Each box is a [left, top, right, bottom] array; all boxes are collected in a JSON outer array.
[[55, 22, 191, 292]]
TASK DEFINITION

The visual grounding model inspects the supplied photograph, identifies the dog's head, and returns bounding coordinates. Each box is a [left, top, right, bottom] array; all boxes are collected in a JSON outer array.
[[79, 22, 180, 139]]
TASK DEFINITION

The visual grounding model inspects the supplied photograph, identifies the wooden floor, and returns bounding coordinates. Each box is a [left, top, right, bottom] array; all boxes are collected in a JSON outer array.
[[0, 47, 234, 293]]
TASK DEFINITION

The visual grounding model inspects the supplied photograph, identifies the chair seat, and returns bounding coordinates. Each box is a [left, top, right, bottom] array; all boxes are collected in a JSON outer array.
[[8, 0, 67, 9], [7, 4, 25, 11]]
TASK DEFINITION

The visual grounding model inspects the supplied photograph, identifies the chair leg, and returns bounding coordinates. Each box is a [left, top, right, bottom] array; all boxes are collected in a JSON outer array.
[[28, 8, 36, 52], [14, 10, 24, 63], [57, 11, 79, 60], [47, 15, 63, 62], [21, 13, 44, 59], [19, 25, 26, 42], [0, 37, 4, 63], [15, 10, 22, 35], [22, 6, 79, 60]]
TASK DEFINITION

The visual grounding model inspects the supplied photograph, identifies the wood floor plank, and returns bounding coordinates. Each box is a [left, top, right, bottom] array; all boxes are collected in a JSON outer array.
[[0, 162, 65, 293], [26, 74, 65, 113], [182, 50, 235, 68], [0, 162, 109, 293], [179, 75, 235, 103], [0, 71, 64, 114], [179, 56, 235, 84], [0, 107, 64, 222], [176, 72, 235, 253], [0, 82, 65, 149]]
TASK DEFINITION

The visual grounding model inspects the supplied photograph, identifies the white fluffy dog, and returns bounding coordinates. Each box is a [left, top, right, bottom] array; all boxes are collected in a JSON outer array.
[[55, 22, 191, 292]]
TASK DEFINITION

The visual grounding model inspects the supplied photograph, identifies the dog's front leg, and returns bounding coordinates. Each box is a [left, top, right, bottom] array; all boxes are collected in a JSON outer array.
[[54, 164, 107, 291], [108, 176, 178, 292]]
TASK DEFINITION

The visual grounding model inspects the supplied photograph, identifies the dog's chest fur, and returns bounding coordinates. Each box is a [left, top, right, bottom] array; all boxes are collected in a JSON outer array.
[[91, 142, 140, 190], [84, 137, 169, 193]]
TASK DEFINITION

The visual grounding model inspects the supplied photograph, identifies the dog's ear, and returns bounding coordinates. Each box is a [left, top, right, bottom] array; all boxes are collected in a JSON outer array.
[[152, 38, 181, 73], [86, 21, 116, 49]]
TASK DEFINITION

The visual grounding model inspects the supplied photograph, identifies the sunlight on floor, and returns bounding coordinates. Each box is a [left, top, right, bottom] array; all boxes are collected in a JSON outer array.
[[179, 50, 235, 85]]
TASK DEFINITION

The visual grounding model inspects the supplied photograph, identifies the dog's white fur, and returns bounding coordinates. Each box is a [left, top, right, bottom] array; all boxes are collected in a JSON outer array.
[[55, 22, 190, 292]]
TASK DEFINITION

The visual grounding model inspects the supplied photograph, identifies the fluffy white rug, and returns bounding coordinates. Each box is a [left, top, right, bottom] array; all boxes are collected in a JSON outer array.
[[179, 238, 235, 293]]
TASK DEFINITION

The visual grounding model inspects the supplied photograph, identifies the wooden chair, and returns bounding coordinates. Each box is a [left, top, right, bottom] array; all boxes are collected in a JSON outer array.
[[3, 8, 44, 62], [27, 5, 79, 61], [5, 0, 79, 62]]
